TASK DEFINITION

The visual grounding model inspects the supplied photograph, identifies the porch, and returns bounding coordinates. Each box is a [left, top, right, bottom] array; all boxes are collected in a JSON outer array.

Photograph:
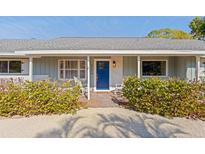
[[0, 55, 204, 100]]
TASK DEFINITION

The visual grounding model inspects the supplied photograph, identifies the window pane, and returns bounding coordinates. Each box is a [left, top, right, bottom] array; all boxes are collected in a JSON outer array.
[[142, 61, 166, 76], [60, 70, 64, 79], [0, 61, 8, 73], [99, 62, 105, 70], [80, 61, 85, 69], [80, 70, 86, 79], [70, 61, 78, 69], [71, 70, 78, 78], [65, 61, 70, 69], [65, 70, 71, 79], [60, 61, 64, 69], [65, 70, 78, 79], [9, 61, 21, 73]]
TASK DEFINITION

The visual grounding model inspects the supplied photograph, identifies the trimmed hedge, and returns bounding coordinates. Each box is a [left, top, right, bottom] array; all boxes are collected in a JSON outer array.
[[0, 80, 81, 117], [123, 77, 205, 118]]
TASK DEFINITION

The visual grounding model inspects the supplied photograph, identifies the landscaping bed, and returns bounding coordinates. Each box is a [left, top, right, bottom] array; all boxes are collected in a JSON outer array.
[[123, 77, 205, 119], [0, 80, 82, 117]]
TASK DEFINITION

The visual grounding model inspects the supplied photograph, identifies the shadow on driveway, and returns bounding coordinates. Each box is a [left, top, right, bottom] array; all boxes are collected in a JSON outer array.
[[35, 110, 189, 138]]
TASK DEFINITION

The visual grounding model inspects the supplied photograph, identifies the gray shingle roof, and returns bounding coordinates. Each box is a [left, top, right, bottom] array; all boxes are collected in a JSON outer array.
[[0, 37, 205, 53]]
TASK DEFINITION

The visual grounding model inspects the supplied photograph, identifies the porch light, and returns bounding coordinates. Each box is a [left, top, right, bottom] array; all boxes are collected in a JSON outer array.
[[113, 61, 116, 68]]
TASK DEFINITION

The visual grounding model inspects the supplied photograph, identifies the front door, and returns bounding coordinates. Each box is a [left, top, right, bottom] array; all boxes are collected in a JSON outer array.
[[96, 61, 109, 90]]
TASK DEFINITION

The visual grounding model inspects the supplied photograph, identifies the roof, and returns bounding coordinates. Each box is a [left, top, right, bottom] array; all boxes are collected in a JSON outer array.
[[0, 37, 205, 56], [0, 37, 205, 55]]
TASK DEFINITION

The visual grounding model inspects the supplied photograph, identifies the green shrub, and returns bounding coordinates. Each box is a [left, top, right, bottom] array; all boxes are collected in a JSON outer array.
[[0, 80, 81, 117], [123, 77, 205, 118]]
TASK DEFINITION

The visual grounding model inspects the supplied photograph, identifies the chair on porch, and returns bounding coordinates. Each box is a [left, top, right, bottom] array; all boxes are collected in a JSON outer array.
[[112, 83, 123, 95], [111, 83, 128, 106], [73, 76, 88, 96]]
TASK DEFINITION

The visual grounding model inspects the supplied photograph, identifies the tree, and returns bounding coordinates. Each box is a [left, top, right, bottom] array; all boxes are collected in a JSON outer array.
[[189, 17, 205, 40], [147, 28, 192, 39]]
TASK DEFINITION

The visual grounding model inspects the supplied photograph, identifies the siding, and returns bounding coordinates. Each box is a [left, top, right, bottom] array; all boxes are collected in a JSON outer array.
[[175, 56, 196, 80], [33, 57, 59, 80], [33, 56, 197, 85], [33, 56, 86, 80], [168, 56, 175, 77], [123, 56, 137, 76], [123, 56, 196, 81], [110, 56, 123, 87], [123, 56, 172, 78]]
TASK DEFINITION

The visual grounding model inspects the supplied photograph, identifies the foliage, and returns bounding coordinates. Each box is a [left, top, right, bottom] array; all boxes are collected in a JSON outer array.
[[0, 80, 81, 117], [147, 28, 192, 39], [122, 77, 205, 118], [189, 17, 205, 40]]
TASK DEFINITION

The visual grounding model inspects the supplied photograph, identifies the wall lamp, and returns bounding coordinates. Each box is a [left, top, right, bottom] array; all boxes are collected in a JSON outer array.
[[113, 60, 116, 68]]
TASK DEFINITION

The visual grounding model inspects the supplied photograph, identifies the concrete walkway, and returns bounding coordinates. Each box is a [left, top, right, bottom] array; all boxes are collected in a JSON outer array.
[[0, 108, 205, 138]]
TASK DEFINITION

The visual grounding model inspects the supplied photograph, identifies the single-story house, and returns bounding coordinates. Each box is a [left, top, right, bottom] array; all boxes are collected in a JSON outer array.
[[1, 37, 205, 99]]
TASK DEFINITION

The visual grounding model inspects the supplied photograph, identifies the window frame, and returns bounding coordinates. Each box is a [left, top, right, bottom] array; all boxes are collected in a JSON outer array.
[[141, 59, 168, 77], [58, 59, 86, 80], [0, 59, 22, 74]]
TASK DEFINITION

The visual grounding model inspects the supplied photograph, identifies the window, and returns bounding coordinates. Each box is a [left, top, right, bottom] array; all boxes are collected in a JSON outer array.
[[0, 61, 8, 73], [142, 60, 167, 76], [0, 60, 22, 74], [9, 61, 22, 73], [79, 61, 86, 79], [59, 59, 86, 80]]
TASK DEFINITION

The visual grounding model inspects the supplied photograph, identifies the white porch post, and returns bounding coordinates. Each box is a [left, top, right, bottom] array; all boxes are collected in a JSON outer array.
[[29, 56, 33, 81], [196, 56, 200, 81], [87, 56, 90, 100], [137, 56, 141, 78]]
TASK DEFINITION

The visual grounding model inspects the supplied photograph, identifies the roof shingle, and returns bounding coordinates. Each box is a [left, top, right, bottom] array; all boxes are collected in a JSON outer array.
[[0, 37, 205, 53]]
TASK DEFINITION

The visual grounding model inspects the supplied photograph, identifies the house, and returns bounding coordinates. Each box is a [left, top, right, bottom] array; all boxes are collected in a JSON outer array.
[[1, 37, 205, 100]]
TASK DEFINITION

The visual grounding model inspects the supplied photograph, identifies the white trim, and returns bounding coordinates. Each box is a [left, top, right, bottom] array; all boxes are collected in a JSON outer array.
[[94, 59, 111, 92], [196, 56, 200, 81], [0, 53, 26, 56], [57, 59, 86, 80], [137, 56, 141, 78], [15, 50, 205, 56], [29, 57, 33, 81], [0, 75, 30, 81], [141, 59, 169, 77], [87, 56, 90, 100]]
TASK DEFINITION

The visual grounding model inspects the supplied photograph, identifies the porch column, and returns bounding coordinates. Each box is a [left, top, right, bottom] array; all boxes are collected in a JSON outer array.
[[87, 56, 90, 100], [137, 56, 141, 78], [196, 56, 200, 81], [29, 56, 33, 81]]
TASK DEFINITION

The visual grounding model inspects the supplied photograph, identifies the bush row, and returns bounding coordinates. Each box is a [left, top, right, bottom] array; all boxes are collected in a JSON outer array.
[[122, 77, 205, 118], [0, 80, 81, 117]]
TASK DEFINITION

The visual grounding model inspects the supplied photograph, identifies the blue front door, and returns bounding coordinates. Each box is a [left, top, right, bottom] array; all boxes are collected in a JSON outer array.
[[96, 61, 109, 90]]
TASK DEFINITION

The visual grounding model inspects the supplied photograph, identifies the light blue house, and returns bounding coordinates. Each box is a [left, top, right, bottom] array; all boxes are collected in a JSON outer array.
[[0, 37, 205, 99]]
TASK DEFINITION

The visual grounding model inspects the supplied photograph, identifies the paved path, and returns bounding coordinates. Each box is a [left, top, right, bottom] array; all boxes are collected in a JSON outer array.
[[0, 108, 205, 138], [80, 92, 119, 108]]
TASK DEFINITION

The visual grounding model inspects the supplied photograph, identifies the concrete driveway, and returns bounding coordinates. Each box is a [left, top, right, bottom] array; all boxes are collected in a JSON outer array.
[[0, 108, 205, 138]]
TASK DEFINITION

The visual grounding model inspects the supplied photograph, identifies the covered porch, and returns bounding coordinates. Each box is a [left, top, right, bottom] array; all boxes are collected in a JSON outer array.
[[27, 54, 203, 100], [1, 49, 205, 100]]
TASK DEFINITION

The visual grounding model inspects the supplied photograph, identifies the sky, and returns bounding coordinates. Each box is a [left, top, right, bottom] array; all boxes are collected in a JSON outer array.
[[0, 16, 195, 39]]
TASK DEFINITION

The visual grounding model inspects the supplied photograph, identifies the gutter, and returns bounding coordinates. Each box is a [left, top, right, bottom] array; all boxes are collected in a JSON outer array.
[[14, 50, 205, 56]]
